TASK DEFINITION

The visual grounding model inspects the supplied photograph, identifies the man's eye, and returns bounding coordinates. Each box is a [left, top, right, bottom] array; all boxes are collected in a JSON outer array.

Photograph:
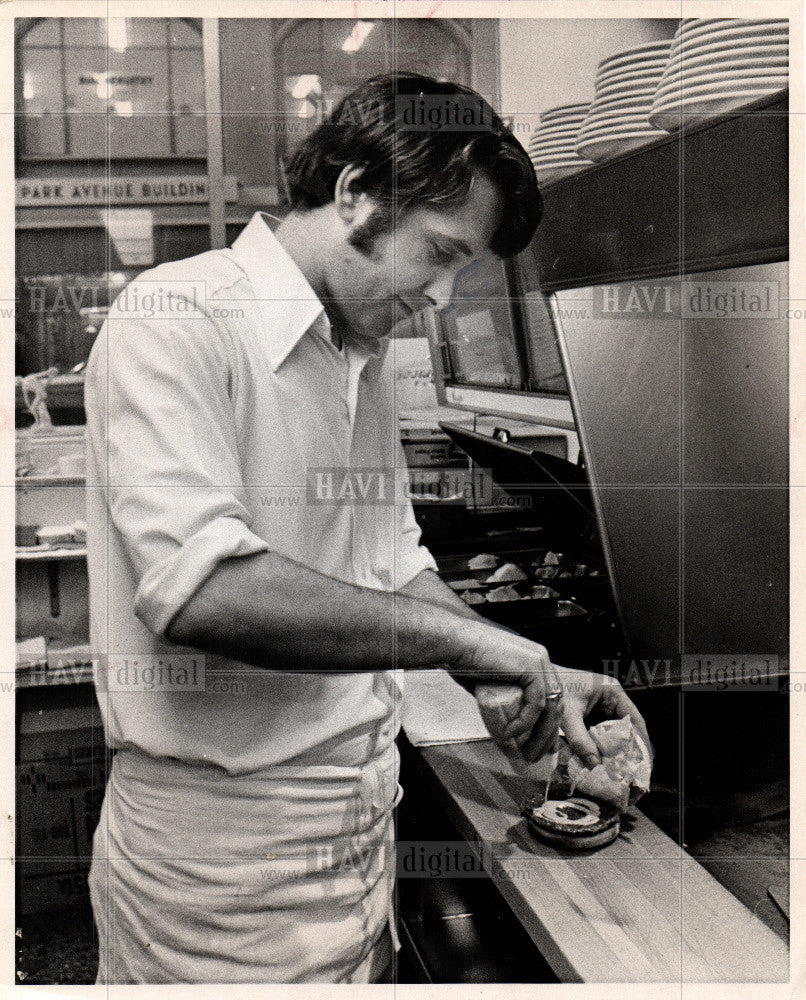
[[429, 245, 454, 266]]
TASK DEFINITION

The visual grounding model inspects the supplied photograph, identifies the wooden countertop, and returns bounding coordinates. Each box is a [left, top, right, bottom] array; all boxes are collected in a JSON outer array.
[[412, 738, 788, 984]]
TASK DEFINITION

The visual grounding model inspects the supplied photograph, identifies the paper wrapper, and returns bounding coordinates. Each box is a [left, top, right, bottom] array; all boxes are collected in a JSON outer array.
[[474, 685, 651, 813], [556, 717, 652, 812]]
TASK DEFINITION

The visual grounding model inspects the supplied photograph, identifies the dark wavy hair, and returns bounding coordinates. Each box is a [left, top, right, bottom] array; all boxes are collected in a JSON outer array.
[[284, 73, 541, 258]]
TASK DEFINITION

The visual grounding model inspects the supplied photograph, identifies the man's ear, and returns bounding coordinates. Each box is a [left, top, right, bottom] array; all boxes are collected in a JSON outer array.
[[333, 165, 376, 226]]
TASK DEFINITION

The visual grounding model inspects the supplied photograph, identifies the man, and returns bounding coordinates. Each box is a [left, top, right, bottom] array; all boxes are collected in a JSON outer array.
[[85, 73, 648, 983]]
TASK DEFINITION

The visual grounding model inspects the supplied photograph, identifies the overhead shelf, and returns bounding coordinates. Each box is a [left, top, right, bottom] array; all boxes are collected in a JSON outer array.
[[532, 91, 788, 290]]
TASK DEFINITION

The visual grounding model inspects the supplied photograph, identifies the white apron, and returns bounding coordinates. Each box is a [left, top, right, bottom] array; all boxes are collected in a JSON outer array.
[[88, 684, 401, 984]]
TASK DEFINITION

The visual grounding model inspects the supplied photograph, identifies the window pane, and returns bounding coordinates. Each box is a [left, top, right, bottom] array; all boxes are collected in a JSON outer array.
[[169, 18, 202, 48], [63, 19, 107, 47], [337, 19, 387, 54], [20, 47, 66, 155], [444, 258, 524, 389], [65, 48, 170, 113], [21, 47, 63, 114], [119, 19, 170, 48], [171, 49, 206, 154], [63, 17, 170, 48], [22, 114, 66, 157], [283, 21, 320, 51], [65, 47, 171, 156], [21, 19, 62, 47], [277, 17, 472, 158]]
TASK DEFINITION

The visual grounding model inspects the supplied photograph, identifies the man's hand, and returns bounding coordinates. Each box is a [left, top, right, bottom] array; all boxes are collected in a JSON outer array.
[[550, 664, 653, 767], [474, 663, 651, 766], [444, 619, 560, 745]]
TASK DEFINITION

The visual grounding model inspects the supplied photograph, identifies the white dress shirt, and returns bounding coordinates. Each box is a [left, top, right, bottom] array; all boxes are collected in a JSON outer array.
[[85, 211, 437, 773]]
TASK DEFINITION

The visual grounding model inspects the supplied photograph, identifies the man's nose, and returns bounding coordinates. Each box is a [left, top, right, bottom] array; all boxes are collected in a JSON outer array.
[[422, 272, 457, 311]]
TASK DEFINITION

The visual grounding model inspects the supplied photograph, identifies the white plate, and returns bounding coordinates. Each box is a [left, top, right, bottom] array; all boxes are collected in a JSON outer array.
[[659, 51, 789, 82], [531, 152, 592, 167], [594, 70, 669, 93], [597, 40, 674, 74], [578, 122, 661, 141], [677, 17, 788, 36], [540, 104, 591, 121], [532, 127, 582, 140], [534, 119, 587, 134], [673, 21, 788, 49], [532, 128, 584, 139], [581, 111, 654, 130], [535, 166, 590, 182], [653, 74, 788, 103], [577, 134, 664, 161], [595, 58, 672, 86], [529, 131, 584, 147], [677, 18, 788, 39], [668, 37, 788, 62], [529, 133, 582, 149], [532, 160, 591, 173], [535, 119, 586, 133], [578, 126, 658, 144], [594, 76, 664, 99], [654, 66, 788, 91], [590, 93, 655, 113], [596, 55, 670, 79], [578, 124, 665, 139], [530, 142, 581, 156], [649, 89, 786, 129], [585, 106, 654, 126]]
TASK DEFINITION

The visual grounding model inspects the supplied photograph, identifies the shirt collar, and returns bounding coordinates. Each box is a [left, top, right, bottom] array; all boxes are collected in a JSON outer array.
[[230, 211, 389, 372], [230, 211, 328, 372]]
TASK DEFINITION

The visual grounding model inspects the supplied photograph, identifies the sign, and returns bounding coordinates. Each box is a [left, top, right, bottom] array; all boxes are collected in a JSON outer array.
[[16, 175, 239, 207]]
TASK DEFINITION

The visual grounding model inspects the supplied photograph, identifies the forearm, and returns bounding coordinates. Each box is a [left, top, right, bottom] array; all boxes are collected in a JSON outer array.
[[400, 569, 492, 693], [400, 569, 528, 692], [165, 549, 489, 674]]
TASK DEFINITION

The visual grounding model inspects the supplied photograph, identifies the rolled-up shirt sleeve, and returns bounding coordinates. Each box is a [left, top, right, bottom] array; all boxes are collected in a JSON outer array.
[[85, 292, 270, 638], [392, 439, 438, 591]]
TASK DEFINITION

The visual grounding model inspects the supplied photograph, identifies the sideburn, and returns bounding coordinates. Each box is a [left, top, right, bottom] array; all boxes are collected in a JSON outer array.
[[347, 204, 397, 257]]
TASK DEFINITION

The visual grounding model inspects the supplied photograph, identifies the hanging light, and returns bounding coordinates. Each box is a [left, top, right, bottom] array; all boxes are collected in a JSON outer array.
[[108, 18, 128, 52], [342, 21, 375, 53], [289, 74, 322, 100]]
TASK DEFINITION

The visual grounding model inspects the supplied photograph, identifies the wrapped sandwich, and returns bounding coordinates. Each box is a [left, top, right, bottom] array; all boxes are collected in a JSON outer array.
[[486, 562, 527, 584], [468, 553, 499, 570], [551, 717, 651, 812], [475, 685, 651, 813]]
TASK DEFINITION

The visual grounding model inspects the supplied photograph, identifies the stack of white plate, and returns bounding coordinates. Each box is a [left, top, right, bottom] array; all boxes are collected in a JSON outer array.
[[576, 40, 673, 162], [527, 104, 594, 181], [649, 19, 788, 129]]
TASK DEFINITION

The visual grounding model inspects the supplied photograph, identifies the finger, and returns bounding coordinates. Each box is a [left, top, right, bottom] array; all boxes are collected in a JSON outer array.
[[501, 671, 546, 740], [561, 703, 601, 769], [475, 683, 522, 741], [502, 643, 556, 740], [519, 660, 564, 760], [609, 687, 654, 760], [520, 691, 563, 762]]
